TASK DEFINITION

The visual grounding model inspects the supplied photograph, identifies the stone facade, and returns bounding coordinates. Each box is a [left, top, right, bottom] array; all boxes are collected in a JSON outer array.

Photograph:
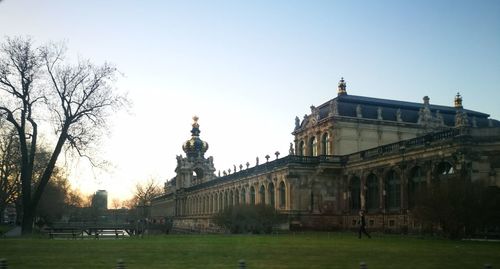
[[151, 79, 500, 232]]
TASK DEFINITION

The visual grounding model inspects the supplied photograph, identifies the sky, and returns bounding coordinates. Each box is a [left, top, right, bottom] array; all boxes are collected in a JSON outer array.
[[1, 0, 499, 205]]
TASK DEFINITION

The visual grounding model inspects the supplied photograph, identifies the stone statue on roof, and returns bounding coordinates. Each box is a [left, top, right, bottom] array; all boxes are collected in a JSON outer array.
[[396, 108, 403, 122], [356, 104, 363, 118]]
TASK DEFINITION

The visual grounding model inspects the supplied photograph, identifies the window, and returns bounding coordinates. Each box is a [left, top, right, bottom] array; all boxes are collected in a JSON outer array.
[[299, 141, 305, 156], [309, 136, 317, 156], [409, 166, 426, 208], [279, 181, 286, 208], [213, 194, 218, 212], [366, 174, 379, 211], [259, 185, 266, 204], [436, 162, 454, 176], [241, 188, 246, 204], [349, 177, 361, 211], [385, 170, 401, 211], [229, 190, 234, 206], [321, 133, 330, 155], [209, 194, 213, 212], [250, 187, 255, 205], [235, 189, 239, 205], [268, 182, 275, 207]]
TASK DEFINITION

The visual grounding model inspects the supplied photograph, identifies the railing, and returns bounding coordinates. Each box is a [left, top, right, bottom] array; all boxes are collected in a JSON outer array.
[[183, 129, 465, 192], [186, 155, 341, 192], [345, 128, 460, 163]]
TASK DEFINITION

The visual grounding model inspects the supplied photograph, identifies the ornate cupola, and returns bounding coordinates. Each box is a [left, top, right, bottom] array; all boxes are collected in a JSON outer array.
[[182, 116, 209, 158], [337, 77, 347, 96], [454, 92, 463, 109]]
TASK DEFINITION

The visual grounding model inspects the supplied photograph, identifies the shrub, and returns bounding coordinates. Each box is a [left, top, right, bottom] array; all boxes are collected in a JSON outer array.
[[213, 204, 286, 234], [411, 178, 500, 239]]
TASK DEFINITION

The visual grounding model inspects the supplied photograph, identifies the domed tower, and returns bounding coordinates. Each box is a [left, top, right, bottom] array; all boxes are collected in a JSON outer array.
[[182, 116, 209, 159], [175, 116, 216, 189]]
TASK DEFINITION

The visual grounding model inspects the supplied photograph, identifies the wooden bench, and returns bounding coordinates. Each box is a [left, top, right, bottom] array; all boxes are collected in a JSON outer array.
[[94, 230, 126, 239], [49, 230, 82, 239]]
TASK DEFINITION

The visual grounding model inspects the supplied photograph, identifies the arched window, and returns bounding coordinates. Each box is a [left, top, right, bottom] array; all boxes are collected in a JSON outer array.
[[209, 194, 213, 213], [192, 197, 196, 214], [385, 170, 401, 211], [197, 196, 201, 214], [229, 190, 234, 206], [241, 188, 246, 204], [268, 182, 275, 207], [212, 193, 219, 212], [203, 196, 206, 213], [219, 192, 224, 211], [279, 181, 286, 208], [235, 189, 239, 205], [309, 136, 317, 156], [366, 174, 379, 211], [224, 191, 229, 209], [299, 141, 305, 156], [435, 161, 454, 178], [321, 133, 330, 155], [259, 185, 266, 204], [409, 166, 426, 208], [250, 187, 256, 205], [349, 177, 361, 211]]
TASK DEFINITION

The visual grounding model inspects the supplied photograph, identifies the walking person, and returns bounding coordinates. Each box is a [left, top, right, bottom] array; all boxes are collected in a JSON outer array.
[[358, 210, 371, 239]]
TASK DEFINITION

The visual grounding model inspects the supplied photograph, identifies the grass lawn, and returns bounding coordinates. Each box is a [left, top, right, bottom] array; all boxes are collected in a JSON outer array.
[[0, 233, 498, 269]]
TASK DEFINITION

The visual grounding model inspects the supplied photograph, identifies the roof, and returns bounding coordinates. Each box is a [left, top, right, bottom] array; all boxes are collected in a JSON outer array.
[[297, 94, 500, 129]]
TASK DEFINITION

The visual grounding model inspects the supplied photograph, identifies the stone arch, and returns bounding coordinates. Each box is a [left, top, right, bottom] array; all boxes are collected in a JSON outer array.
[[349, 176, 361, 211], [268, 182, 275, 208], [279, 180, 286, 208], [204, 195, 209, 213], [259, 184, 266, 204], [223, 190, 228, 209], [235, 189, 240, 205], [366, 173, 379, 212], [408, 165, 426, 209], [229, 190, 234, 207], [219, 191, 223, 211], [209, 193, 213, 213], [212, 193, 217, 213], [250, 186, 256, 205], [384, 169, 401, 211], [241, 187, 247, 205], [193, 196, 197, 214], [434, 160, 454, 181], [197, 195, 201, 214]]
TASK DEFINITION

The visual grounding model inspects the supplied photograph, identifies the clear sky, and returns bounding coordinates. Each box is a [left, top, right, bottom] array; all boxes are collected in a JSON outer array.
[[1, 0, 499, 204]]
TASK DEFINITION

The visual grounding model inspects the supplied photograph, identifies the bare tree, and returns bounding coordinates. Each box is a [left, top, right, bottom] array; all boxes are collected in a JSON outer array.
[[0, 36, 126, 234], [132, 178, 163, 206], [112, 198, 121, 210], [0, 121, 21, 223]]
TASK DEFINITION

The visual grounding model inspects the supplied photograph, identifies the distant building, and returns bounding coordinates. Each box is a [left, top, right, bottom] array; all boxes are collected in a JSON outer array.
[[151, 78, 500, 232], [92, 190, 108, 211], [2, 204, 16, 224]]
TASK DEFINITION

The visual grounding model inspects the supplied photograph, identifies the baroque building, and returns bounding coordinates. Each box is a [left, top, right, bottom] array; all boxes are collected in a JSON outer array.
[[151, 78, 500, 232]]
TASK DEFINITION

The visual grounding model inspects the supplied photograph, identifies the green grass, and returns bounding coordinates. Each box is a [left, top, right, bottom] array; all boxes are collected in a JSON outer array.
[[0, 233, 499, 269]]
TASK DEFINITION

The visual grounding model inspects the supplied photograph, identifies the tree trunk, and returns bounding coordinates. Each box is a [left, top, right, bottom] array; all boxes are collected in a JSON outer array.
[[0, 205, 5, 224], [21, 206, 33, 234]]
